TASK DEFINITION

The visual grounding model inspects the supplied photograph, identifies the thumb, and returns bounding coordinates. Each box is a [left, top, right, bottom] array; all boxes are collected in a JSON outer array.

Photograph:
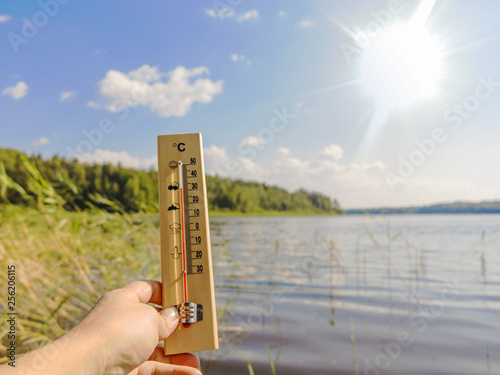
[[158, 307, 180, 340]]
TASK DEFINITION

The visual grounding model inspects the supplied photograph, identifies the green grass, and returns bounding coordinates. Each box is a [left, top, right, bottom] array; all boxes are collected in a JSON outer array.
[[246, 358, 255, 375], [267, 347, 277, 375], [0, 206, 163, 362]]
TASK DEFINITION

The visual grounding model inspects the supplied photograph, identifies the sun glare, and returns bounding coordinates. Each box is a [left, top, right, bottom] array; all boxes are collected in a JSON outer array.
[[359, 22, 443, 112]]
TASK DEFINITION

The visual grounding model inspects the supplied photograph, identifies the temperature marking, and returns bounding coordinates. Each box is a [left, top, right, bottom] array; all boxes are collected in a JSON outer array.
[[178, 161, 188, 304]]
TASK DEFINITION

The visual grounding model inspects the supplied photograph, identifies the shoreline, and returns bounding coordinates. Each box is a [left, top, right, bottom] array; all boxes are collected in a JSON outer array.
[[209, 210, 343, 218]]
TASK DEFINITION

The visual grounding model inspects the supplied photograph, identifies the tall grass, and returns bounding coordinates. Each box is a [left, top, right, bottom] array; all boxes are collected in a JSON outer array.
[[0, 206, 162, 362]]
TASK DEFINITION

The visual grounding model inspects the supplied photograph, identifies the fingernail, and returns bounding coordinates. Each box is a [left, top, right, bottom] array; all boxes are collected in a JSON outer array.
[[161, 307, 179, 323]]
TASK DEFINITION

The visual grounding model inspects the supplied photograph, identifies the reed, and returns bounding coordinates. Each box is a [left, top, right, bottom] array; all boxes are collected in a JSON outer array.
[[267, 347, 277, 375], [246, 357, 255, 375], [0, 206, 162, 362], [350, 318, 359, 375]]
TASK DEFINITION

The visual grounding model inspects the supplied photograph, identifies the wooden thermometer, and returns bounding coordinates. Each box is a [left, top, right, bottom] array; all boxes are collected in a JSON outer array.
[[157, 133, 218, 355]]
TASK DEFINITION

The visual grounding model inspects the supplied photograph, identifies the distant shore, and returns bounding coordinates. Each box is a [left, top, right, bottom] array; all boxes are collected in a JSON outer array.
[[345, 200, 500, 215]]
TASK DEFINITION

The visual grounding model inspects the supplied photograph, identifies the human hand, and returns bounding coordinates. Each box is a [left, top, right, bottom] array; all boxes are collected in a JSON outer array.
[[73, 280, 202, 375]]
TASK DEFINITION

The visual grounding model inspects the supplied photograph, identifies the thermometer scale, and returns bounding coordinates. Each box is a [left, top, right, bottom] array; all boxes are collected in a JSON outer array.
[[158, 133, 218, 355]]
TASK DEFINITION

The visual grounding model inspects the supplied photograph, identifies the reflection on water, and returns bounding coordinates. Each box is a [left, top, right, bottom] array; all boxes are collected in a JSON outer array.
[[201, 215, 500, 375]]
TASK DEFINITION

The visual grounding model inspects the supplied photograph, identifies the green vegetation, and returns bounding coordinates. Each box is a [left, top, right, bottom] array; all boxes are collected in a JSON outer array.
[[0, 148, 343, 215], [207, 175, 342, 215], [0, 206, 162, 361], [346, 200, 500, 214]]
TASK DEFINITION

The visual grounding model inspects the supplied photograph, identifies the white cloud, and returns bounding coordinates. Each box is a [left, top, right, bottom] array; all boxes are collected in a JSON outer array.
[[240, 136, 264, 148], [237, 155, 263, 176], [2, 81, 28, 99], [76, 149, 157, 170], [296, 17, 315, 28], [206, 8, 258, 22], [60, 91, 76, 101], [205, 7, 235, 19], [278, 11, 285, 17], [0, 14, 11, 23], [274, 150, 307, 170], [277, 147, 290, 157], [94, 64, 223, 117], [204, 145, 263, 179], [319, 145, 344, 160], [231, 54, 242, 62], [203, 144, 391, 208], [203, 144, 494, 208], [268, 148, 390, 207], [203, 143, 498, 209], [237, 10, 259, 22], [205, 9, 216, 18], [204, 145, 232, 177], [33, 137, 49, 146], [348, 161, 386, 170], [204, 145, 230, 168], [230, 54, 251, 65]]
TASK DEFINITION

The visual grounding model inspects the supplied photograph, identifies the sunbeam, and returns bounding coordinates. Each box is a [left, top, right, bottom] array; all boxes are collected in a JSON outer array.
[[357, 0, 443, 140]]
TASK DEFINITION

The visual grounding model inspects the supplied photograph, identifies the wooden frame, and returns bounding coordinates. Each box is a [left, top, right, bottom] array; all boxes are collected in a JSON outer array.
[[158, 133, 218, 355]]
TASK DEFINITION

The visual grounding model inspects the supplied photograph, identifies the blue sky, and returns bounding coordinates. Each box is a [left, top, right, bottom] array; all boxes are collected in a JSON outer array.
[[1, 0, 500, 208]]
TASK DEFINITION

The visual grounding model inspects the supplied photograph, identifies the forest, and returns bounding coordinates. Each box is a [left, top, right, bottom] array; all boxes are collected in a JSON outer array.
[[0, 148, 343, 215]]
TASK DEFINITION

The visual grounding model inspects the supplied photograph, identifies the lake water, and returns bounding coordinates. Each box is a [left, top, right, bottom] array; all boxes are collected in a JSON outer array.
[[201, 214, 500, 375]]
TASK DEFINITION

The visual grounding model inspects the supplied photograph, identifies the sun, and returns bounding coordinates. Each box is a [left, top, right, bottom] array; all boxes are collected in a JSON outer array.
[[359, 19, 443, 113]]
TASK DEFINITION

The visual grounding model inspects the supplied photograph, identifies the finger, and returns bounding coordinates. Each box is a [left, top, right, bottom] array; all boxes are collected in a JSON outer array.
[[122, 280, 163, 305], [149, 346, 200, 369], [157, 307, 180, 340], [137, 361, 202, 375]]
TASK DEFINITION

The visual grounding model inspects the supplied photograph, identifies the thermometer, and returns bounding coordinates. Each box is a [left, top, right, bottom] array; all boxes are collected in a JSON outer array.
[[157, 133, 218, 355]]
